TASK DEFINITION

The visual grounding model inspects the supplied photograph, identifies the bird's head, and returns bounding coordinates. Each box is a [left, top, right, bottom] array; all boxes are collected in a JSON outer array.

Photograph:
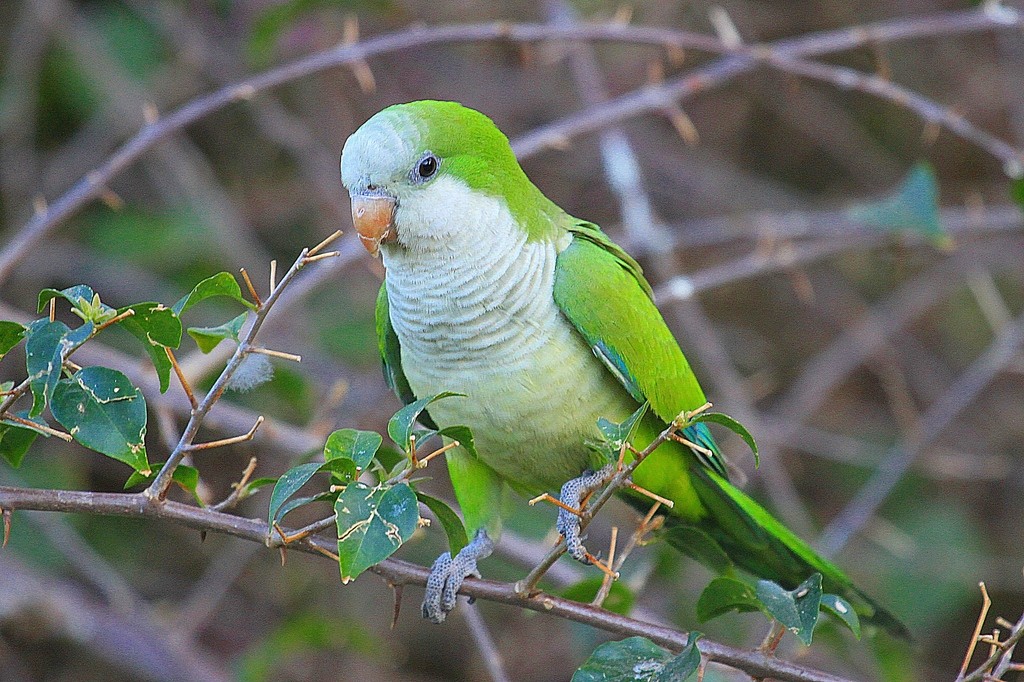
[[341, 100, 565, 255]]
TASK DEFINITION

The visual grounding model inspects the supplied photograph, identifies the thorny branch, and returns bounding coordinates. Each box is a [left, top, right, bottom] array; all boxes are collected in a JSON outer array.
[[2, 6, 1022, 284], [0, 486, 855, 682]]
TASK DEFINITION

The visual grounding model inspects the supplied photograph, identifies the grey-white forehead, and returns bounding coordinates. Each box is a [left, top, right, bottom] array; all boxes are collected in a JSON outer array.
[[340, 108, 423, 188]]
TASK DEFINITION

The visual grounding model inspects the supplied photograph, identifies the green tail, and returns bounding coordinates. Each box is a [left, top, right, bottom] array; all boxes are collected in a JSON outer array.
[[622, 419, 909, 639], [663, 464, 909, 639]]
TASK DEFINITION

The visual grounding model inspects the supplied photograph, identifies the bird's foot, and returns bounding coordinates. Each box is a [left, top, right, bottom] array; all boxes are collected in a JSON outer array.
[[556, 464, 616, 564], [422, 529, 494, 624]]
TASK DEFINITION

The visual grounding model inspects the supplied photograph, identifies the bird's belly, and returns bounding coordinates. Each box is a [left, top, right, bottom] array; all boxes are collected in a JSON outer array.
[[402, 318, 637, 493]]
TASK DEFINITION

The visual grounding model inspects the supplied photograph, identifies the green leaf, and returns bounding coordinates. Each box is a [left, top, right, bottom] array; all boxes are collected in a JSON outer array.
[[243, 476, 278, 497], [50, 366, 149, 473], [571, 636, 673, 682], [597, 402, 648, 448], [336, 481, 419, 582], [654, 632, 701, 682], [324, 429, 382, 473], [117, 302, 183, 393], [561, 576, 635, 616], [691, 412, 758, 467], [415, 491, 469, 556], [25, 320, 92, 417], [755, 573, 823, 646], [38, 285, 104, 315], [436, 425, 477, 459], [387, 392, 463, 453], [173, 272, 256, 316], [267, 462, 323, 525], [820, 594, 861, 639], [187, 312, 247, 353], [846, 162, 950, 248], [0, 321, 26, 359], [696, 577, 762, 622], [0, 418, 41, 467], [124, 464, 202, 505]]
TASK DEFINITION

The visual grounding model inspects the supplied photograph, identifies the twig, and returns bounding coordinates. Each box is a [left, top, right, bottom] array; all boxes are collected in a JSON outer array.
[[463, 603, 513, 682], [0, 485, 857, 682], [3, 8, 1020, 284], [186, 416, 264, 452], [210, 457, 258, 512], [144, 245, 322, 500], [817, 311, 1024, 555], [165, 347, 198, 411]]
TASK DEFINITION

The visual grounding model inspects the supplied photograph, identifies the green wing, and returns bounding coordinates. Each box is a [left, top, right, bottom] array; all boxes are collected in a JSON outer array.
[[375, 282, 423, 416], [553, 221, 726, 476]]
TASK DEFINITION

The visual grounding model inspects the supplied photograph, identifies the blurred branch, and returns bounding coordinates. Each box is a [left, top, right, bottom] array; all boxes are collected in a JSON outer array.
[[4, 6, 1021, 283], [462, 604, 512, 682], [0, 487, 855, 682], [817, 309, 1024, 556]]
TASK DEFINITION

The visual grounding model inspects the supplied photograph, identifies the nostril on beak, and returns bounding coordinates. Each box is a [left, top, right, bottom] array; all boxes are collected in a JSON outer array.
[[366, 184, 378, 192]]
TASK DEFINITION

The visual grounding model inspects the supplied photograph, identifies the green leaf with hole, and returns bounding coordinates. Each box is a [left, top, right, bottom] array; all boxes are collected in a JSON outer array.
[[51, 366, 149, 473], [25, 320, 92, 417], [387, 392, 463, 453], [187, 312, 247, 354], [820, 593, 861, 639], [690, 412, 758, 467], [572, 635, 699, 682], [268, 462, 324, 525], [415, 491, 468, 556], [117, 302, 182, 392], [561, 576, 635, 616], [124, 463, 201, 505], [173, 272, 256, 315], [697, 576, 762, 622], [755, 573, 823, 646], [0, 321, 26, 359], [336, 481, 418, 583], [0, 416, 42, 468]]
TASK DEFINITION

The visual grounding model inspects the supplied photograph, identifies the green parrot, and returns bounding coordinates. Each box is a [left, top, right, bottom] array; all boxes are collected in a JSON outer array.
[[340, 100, 906, 637]]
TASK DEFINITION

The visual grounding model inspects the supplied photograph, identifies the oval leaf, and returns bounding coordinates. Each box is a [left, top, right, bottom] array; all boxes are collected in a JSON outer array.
[[415, 491, 469, 556], [654, 632, 701, 682], [0, 321, 26, 360], [187, 312, 247, 353], [51, 366, 149, 473], [324, 429, 382, 473], [696, 576, 762, 622], [336, 482, 418, 583], [0, 420, 40, 468], [387, 392, 463, 453], [173, 272, 256, 315], [755, 573, 823, 646], [820, 593, 861, 639], [117, 303, 182, 393], [691, 412, 759, 467], [571, 636, 670, 682], [436, 425, 476, 459], [268, 462, 323, 525]]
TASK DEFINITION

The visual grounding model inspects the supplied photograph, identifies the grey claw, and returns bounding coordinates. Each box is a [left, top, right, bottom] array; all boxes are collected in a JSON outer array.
[[422, 529, 494, 624], [556, 464, 615, 563]]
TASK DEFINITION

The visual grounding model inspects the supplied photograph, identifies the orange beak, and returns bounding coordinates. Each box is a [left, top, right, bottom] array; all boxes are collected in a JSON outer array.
[[351, 194, 397, 256]]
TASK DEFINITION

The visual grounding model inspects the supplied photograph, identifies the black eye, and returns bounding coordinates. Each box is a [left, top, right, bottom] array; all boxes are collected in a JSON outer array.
[[417, 154, 438, 180]]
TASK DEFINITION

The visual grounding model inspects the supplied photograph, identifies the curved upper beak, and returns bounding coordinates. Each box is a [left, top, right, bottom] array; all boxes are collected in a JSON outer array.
[[350, 192, 397, 256]]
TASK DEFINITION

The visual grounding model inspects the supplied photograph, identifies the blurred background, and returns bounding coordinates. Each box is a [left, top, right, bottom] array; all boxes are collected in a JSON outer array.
[[1, 0, 1023, 680]]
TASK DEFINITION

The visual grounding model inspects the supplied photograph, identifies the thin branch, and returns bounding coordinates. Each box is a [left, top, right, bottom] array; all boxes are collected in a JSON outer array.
[[144, 246, 321, 500], [0, 486, 856, 682], [817, 310, 1024, 555], [462, 603, 513, 682], [2, 8, 1020, 283]]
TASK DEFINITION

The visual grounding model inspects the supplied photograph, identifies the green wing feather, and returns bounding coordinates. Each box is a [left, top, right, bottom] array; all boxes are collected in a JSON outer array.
[[553, 221, 727, 476]]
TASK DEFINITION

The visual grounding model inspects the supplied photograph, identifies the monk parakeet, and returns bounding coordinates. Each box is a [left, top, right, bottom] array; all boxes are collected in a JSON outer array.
[[340, 100, 905, 637]]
